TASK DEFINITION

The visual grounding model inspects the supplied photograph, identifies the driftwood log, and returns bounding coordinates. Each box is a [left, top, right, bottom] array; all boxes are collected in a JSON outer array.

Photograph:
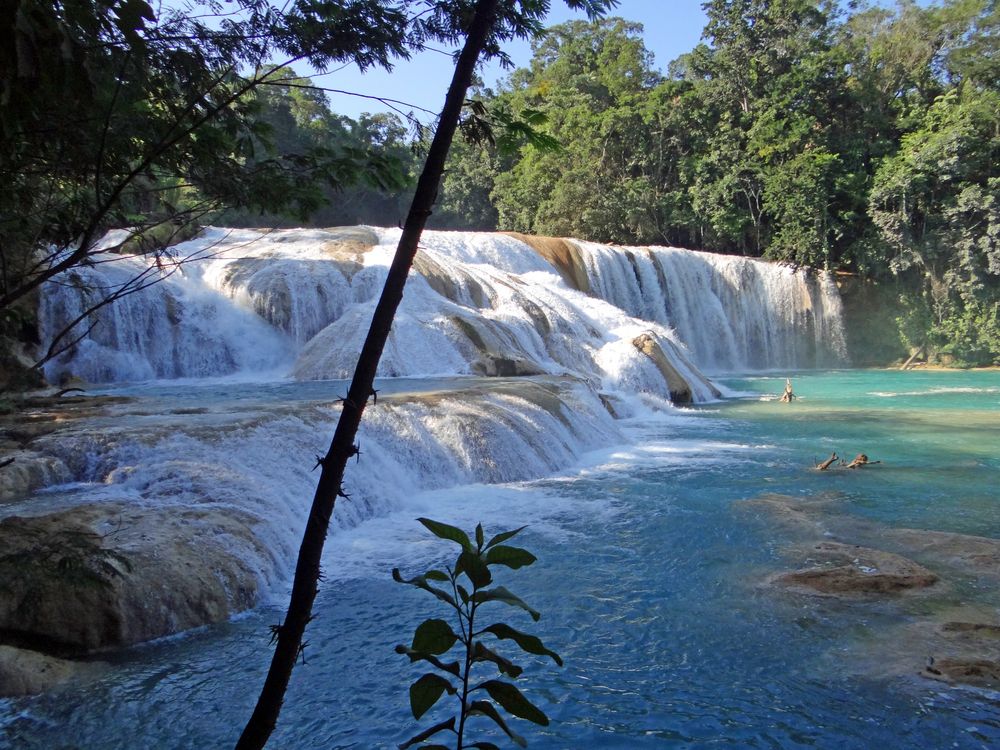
[[901, 344, 926, 371]]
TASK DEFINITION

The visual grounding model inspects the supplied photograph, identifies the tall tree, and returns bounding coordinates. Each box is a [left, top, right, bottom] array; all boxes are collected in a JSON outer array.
[[0, 0, 413, 326], [235, 2, 616, 747]]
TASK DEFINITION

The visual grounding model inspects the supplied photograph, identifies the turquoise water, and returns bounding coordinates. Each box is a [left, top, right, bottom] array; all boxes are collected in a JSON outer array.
[[2, 370, 998, 749]]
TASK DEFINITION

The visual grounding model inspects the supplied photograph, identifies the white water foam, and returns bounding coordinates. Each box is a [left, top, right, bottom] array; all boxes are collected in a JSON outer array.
[[38, 227, 846, 400]]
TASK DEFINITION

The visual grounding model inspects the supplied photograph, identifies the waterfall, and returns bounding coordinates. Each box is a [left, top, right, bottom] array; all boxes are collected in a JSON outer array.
[[15, 228, 851, 654], [12, 378, 621, 591], [533, 238, 849, 373], [38, 226, 848, 394]]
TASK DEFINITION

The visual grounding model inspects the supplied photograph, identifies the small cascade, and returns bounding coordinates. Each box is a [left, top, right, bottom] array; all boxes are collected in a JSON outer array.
[[17, 378, 620, 588], [561, 239, 849, 372], [38, 232, 291, 383]]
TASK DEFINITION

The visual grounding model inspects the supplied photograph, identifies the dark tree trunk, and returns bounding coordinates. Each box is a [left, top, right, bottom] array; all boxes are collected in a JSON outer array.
[[235, 2, 500, 748]]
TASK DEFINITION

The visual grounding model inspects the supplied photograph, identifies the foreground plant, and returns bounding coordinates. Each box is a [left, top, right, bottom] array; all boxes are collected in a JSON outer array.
[[394, 518, 562, 749]]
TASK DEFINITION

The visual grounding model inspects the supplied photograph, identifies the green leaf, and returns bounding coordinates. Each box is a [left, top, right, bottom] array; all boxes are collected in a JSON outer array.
[[398, 717, 456, 749], [481, 623, 563, 666], [472, 586, 540, 621], [457, 584, 471, 604], [424, 569, 449, 581], [392, 568, 457, 609], [394, 645, 461, 678], [475, 523, 484, 549], [468, 743, 502, 750], [457, 550, 492, 588], [484, 526, 527, 550], [412, 619, 459, 655], [485, 545, 536, 570], [409, 673, 456, 720], [479, 680, 549, 726], [473, 641, 523, 678], [467, 700, 526, 748], [418, 517, 473, 552]]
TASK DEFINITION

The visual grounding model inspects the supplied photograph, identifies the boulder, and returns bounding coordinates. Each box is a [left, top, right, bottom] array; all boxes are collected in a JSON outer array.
[[922, 658, 1000, 689], [774, 542, 938, 596], [0, 502, 268, 654], [0, 645, 85, 697]]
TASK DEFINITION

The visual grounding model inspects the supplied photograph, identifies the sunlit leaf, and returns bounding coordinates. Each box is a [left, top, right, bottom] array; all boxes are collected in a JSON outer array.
[[458, 550, 492, 588], [418, 517, 473, 552], [484, 526, 526, 549], [393, 568, 457, 608], [472, 586, 540, 621], [395, 644, 462, 677], [413, 618, 459, 655], [466, 700, 526, 748], [398, 717, 456, 749], [473, 641, 523, 678]]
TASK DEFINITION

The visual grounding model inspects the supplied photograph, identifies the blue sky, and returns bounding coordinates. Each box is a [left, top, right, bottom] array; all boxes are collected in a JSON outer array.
[[309, 1, 710, 121]]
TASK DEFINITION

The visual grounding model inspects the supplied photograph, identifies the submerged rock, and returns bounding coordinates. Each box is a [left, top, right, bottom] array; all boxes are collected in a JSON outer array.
[[0, 645, 88, 697], [922, 658, 1000, 689], [774, 541, 939, 596]]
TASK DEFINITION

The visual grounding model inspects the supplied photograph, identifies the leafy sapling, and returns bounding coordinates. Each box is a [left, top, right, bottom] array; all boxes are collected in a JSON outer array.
[[393, 518, 562, 749]]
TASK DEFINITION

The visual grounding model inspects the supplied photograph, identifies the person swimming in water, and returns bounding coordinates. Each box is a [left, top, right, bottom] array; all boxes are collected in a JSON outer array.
[[780, 378, 795, 402]]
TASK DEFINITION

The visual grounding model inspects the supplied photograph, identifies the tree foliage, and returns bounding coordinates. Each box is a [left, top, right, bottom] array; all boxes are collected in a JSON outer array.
[[0, 0, 416, 318], [430, 0, 999, 363]]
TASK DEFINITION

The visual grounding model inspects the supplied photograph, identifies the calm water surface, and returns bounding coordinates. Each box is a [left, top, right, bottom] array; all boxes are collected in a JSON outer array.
[[1, 370, 998, 749]]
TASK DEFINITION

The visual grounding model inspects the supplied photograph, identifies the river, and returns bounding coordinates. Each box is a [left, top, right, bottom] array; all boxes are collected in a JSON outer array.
[[2, 369, 997, 749]]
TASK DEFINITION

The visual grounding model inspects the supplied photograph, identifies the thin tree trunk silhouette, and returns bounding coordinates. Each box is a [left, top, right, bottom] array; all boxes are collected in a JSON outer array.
[[235, 1, 500, 747]]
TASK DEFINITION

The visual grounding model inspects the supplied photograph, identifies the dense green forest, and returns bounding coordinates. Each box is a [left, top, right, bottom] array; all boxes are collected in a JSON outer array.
[[144, 0, 1000, 366], [2, 0, 997, 366], [430, 0, 1000, 365]]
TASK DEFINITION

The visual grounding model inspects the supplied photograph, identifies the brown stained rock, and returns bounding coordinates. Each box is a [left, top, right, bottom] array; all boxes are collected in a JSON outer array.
[[774, 542, 939, 596], [941, 622, 1000, 638], [505, 233, 591, 293], [0, 450, 71, 502], [0, 503, 267, 655], [318, 225, 379, 260], [882, 528, 1000, 581], [740, 492, 844, 536], [922, 658, 1000, 689], [0, 645, 87, 697], [0, 395, 132, 447], [413, 251, 488, 308], [446, 315, 545, 378], [631, 332, 694, 404]]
